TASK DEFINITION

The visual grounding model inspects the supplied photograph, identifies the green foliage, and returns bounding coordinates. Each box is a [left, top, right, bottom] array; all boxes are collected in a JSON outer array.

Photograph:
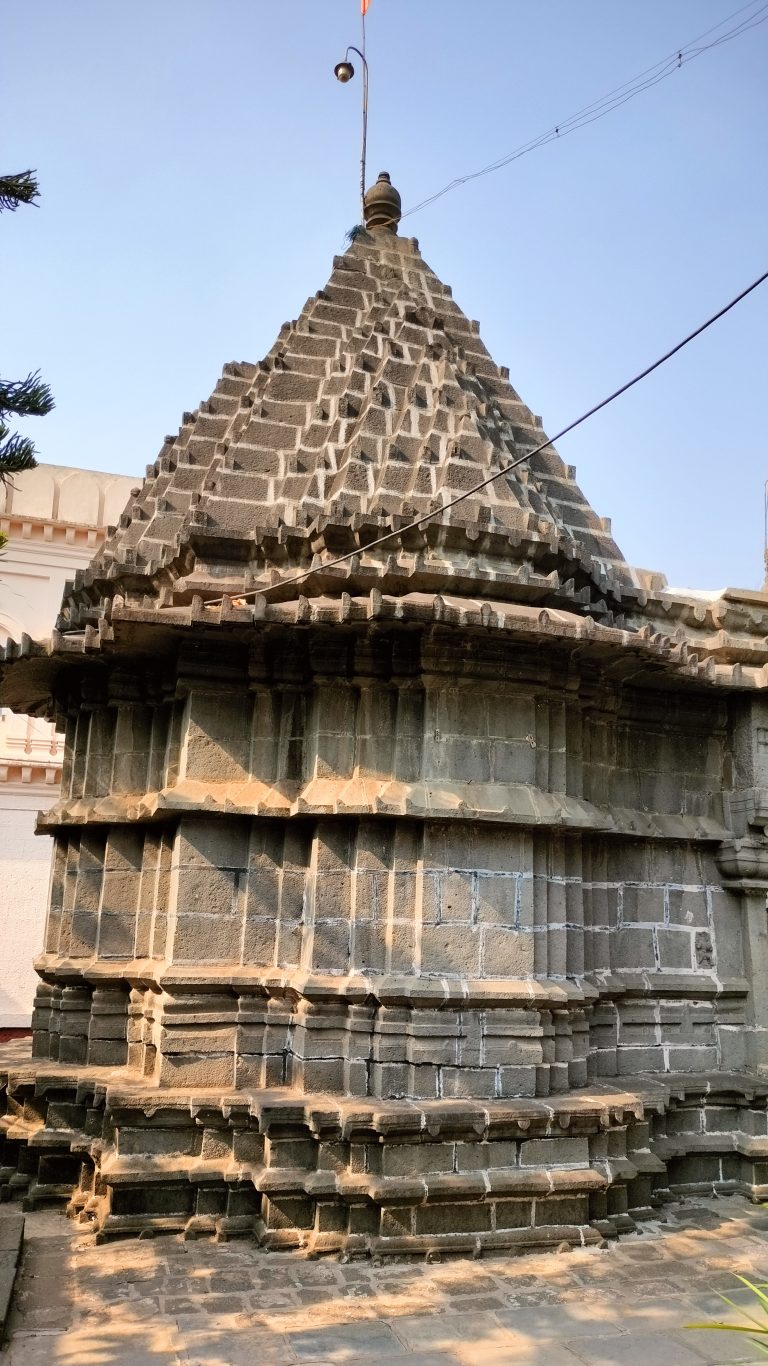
[[0, 430, 39, 478], [0, 170, 40, 212], [0, 168, 53, 482], [0, 373, 54, 417], [686, 1273, 768, 1356], [0, 371, 54, 483]]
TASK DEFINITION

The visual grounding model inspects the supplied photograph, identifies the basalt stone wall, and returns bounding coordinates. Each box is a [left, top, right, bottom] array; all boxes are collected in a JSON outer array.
[[52, 634, 729, 810], [28, 625, 749, 1105]]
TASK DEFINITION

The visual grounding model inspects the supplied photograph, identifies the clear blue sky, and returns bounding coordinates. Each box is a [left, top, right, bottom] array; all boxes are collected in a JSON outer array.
[[4, 1, 767, 590]]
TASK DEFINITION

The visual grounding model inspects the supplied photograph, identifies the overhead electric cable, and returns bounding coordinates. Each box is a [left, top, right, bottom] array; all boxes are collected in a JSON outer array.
[[401, 0, 768, 221], [204, 265, 768, 608]]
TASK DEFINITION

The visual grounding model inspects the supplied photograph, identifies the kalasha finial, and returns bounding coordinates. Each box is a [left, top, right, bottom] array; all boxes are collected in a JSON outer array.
[[364, 172, 401, 233]]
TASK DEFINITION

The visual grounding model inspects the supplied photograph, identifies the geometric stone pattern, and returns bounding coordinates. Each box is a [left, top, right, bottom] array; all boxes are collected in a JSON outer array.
[[3, 180, 768, 1254], [7, 1196, 768, 1365], [81, 219, 630, 604]]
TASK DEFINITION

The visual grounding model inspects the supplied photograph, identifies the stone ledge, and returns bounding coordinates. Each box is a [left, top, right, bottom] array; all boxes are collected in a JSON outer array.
[[5, 1045, 766, 1134], [12, 584, 768, 704], [28, 957, 750, 1006], [586, 972, 749, 1000], [34, 780, 730, 842]]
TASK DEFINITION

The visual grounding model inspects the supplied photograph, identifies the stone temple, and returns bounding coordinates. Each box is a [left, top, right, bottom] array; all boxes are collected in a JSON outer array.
[[2, 172, 768, 1256]]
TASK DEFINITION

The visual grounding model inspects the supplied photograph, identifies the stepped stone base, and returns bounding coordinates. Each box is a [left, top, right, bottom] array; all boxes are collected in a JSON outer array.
[[2, 1041, 767, 1256]]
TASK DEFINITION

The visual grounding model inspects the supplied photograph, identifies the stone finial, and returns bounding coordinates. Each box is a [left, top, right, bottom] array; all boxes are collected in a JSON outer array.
[[363, 171, 401, 233]]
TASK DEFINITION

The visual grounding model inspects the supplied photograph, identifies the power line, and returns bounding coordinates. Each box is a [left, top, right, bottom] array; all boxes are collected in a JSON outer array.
[[203, 265, 768, 609], [401, 0, 768, 221]]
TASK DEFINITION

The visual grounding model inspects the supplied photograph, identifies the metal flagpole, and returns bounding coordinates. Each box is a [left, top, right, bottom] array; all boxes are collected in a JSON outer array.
[[334, 1, 371, 223], [359, 2, 368, 218]]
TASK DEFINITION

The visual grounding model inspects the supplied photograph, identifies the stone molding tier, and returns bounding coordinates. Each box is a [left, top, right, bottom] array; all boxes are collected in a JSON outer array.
[[2, 1043, 768, 1253], [34, 783, 730, 841]]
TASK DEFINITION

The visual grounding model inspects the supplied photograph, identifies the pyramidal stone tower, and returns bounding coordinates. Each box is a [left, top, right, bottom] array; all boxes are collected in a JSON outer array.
[[3, 174, 768, 1255]]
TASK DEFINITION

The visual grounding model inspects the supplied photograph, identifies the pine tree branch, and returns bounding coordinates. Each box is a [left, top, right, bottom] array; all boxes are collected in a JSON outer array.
[[0, 171, 49, 486], [0, 170, 40, 212], [0, 372, 54, 419], [0, 431, 38, 481]]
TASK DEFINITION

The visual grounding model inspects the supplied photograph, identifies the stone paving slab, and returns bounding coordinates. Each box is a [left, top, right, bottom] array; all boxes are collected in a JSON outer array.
[[3, 1197, 768, 1364], [0, 1210, 23, 1343]]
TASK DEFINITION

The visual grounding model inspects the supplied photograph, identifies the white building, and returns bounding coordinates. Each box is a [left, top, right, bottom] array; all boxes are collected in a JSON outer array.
[[0, 464, 137, 1028]]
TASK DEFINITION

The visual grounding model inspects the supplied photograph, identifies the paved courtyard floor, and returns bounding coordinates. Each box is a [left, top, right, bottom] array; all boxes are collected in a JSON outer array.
[[3, 1195, 768, 1364]]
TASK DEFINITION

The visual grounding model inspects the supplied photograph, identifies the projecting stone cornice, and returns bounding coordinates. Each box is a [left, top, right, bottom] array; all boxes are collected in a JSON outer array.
[[32, 776, 730, 842], [29, 957, 748, 1007], [3, 588, 768, 720]]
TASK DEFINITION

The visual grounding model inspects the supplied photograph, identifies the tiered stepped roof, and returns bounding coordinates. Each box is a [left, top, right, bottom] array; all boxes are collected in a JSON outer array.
[[6, 173, 768, 710], [62, 173, 635, 628]]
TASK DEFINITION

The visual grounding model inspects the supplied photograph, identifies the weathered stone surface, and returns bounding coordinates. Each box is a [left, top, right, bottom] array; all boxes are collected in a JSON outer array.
[[2, 192, 768, 1250], [7, 1195, 768, 1364]]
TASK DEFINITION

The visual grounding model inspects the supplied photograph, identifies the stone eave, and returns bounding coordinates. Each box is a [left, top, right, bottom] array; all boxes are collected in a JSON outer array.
[[624, 583, 768, 659], [0, 637, 93, 718], [59, 518, 640, 636], [3, 585, 768, 720], [50, 586, 768, 684], [33, 775, 730, 842]]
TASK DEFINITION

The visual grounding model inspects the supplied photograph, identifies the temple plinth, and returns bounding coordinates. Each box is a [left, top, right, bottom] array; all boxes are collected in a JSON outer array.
[[3, 177, 768, 1254]]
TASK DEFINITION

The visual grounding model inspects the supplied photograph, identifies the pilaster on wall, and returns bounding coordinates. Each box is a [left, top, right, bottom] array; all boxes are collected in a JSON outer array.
[[717, 838, 768, 1075], [717, 695, 768, 1075]]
